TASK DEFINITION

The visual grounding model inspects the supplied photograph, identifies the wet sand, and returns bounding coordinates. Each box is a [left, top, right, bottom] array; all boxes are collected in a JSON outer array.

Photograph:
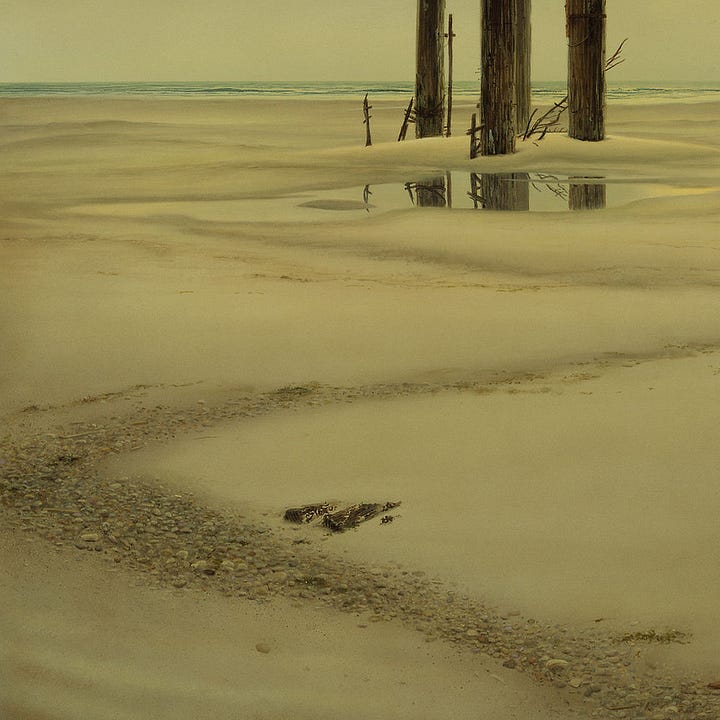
[[2, 95, 720, 719]]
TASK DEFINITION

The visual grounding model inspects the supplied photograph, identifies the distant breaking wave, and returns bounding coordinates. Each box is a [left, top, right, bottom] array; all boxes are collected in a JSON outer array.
[[1, 80, 718, 101]]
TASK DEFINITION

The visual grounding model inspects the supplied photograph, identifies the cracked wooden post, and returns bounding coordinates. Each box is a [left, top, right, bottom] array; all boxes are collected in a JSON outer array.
[[480, 0, 516, 155], [416, 0, 446, 138], [514, 0, 531, 133], [566, 0, 606, 141]]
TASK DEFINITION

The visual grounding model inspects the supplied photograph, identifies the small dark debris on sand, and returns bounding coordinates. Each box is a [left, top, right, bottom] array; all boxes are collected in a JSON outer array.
[[284, 501, 401, 532]]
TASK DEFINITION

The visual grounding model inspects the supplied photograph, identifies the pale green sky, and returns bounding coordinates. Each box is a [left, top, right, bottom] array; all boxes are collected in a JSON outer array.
[[3, 1, 719, 82]]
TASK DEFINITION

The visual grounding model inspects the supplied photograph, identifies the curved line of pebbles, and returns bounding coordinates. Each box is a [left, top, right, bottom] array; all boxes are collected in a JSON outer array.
[[2, 379, 719, 720]]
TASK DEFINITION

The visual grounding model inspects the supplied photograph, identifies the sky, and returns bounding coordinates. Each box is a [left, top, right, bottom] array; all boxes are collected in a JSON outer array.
[[3, 1, 719, 83]]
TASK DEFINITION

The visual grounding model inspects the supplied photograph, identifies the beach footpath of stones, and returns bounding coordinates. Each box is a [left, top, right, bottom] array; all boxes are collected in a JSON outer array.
[[2, 380, 720, 720]]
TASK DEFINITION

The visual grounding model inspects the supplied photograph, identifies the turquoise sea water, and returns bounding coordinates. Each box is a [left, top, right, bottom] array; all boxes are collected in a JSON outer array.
[[0, 80, 718, 102]]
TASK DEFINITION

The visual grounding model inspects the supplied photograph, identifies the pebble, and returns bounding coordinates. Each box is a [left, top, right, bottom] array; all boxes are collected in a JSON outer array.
[[546, 659, 570, 671], [255, 643, 271, 654]]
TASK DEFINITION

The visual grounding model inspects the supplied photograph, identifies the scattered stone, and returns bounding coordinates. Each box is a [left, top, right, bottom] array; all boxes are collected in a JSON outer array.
[[80, 532, 100, 542], [255, 643, 271, 654], [546, 659, 570, 672]]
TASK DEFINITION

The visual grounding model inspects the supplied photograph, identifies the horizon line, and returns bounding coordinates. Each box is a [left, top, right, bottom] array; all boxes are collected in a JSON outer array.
[[1, 78, 718, 85]]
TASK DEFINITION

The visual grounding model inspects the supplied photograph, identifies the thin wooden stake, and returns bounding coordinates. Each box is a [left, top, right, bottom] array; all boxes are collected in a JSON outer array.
[[467, 112, 480, 159], [398, 97, 415, 141], [514, 0, 531, 132], [363, 94, 373, 147], [445, 14, 456, 137]]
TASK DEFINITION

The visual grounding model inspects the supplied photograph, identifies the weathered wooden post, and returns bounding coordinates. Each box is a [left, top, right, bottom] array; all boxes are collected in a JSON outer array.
[[445, 14, 455, 137], [480, 0, 516, 155], [416, 0, 446, 138], [566, 0, 606, 141], [514, 0, 531, 133]]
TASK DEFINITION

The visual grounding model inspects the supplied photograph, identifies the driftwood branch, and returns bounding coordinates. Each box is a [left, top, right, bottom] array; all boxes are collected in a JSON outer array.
[[605, 36, 629, 72], [363, 94, 373, 147], [397, 97, 416, 141]]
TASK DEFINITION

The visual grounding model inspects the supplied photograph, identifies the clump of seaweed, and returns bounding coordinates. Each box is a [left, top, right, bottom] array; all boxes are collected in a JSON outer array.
[[617, 628, 691, 645]]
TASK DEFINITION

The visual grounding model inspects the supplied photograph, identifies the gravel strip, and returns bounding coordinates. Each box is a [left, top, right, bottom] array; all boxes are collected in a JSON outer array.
[[2, 378, 719, 720]]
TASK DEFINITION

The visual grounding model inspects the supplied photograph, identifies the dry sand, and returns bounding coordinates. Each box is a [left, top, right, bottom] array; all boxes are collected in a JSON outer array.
[[2, 95, 720, 719]]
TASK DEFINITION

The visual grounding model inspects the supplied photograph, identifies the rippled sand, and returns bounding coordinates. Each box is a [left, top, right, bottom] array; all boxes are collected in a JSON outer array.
[[2, 95, 720, 719]]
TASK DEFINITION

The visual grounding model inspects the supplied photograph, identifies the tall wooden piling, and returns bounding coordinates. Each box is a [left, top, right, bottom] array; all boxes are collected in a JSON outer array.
[[480, 0, 516, 155], [566, 0, 606, 141], [416, 0, 446, 139], [514, 0, 531, 133]]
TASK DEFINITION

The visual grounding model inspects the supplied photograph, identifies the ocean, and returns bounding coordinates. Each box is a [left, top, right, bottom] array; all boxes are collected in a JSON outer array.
[[0, 80, 718, 103]]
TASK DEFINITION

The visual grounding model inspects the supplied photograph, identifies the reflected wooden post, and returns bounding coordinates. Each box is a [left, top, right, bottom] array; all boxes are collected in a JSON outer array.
[[469, 173, 481, 209], [415, 176, 447, 207], [481, 173, 530, 211], [514, 0, 531, 133], [480, 0, 516, 155], [569, 178, 606, 209], [567, 0, 606, 141], [416, 0, 446, 138]]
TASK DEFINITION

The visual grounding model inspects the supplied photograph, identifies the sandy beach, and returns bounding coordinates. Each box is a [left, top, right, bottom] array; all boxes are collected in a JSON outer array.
[[2, 94, 720, 719]]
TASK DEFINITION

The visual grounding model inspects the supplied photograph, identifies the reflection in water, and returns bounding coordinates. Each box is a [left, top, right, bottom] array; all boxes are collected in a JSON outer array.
[[362, 173, 610, 213], [405, 176, 448, 207], [568, 178, 607, 210], [469, 173, 531, 211]]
